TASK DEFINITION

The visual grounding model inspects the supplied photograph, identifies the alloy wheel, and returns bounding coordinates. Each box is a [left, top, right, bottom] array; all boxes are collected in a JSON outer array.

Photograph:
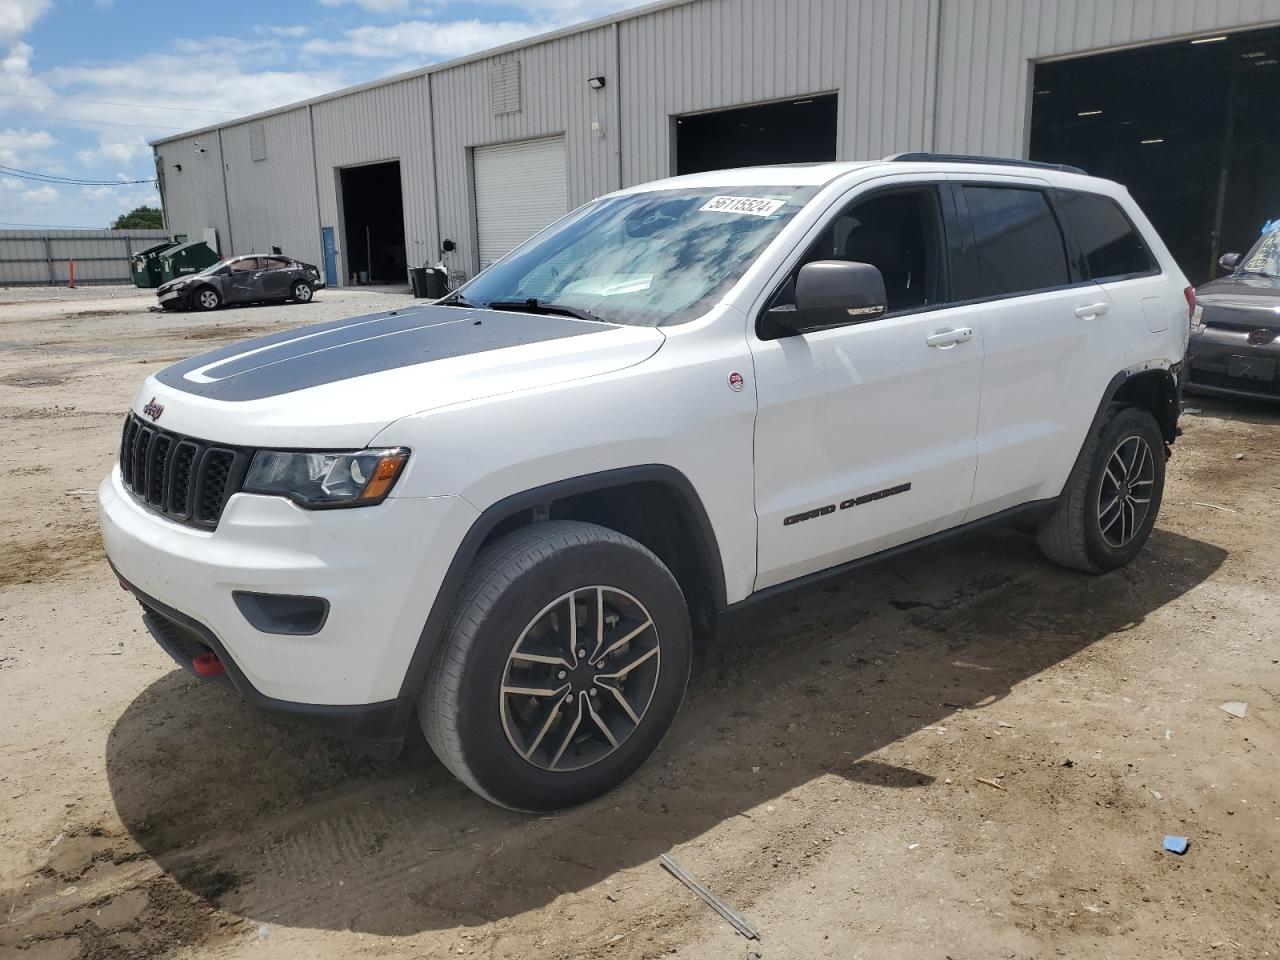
[[1097, 434, 1155, 548], [500, 586, 660, 772], [199, 290, 218, 309], [293, 283, 312, 302]]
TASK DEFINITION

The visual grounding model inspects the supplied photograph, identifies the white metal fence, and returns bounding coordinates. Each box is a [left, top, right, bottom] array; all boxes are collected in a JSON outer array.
[[0, 229, 171, 286]]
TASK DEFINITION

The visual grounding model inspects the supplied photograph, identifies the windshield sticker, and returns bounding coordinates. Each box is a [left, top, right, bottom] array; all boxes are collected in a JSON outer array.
[[699, 196, 786, 217]]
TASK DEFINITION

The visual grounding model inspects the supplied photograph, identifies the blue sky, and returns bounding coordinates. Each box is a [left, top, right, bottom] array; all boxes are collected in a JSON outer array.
[[0, 0, 642, 229]]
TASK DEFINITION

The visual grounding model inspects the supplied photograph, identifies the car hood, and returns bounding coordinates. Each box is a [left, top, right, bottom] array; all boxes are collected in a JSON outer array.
[[1196, 274, 1280, 330], [131, 304, 665, 448], [156, 276, 199, 294]]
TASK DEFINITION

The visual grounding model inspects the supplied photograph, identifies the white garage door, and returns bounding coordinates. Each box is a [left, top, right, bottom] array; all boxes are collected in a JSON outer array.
[[473, 136, 568, 269]]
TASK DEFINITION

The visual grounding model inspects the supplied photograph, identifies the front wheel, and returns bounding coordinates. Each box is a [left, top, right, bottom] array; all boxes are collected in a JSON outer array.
[[420, 521, 691, 811], [291, 280, 313, 303], [193, 286, 221, 311], [1037, 404, 1166, 572]]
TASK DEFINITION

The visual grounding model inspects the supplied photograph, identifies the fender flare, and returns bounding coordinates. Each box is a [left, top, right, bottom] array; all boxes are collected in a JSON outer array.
[[1066, 366, 1180, 489], [396, 464, 726, 699]]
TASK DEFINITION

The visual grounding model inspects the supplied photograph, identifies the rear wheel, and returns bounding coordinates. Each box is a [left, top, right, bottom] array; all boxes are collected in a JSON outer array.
[[1037, 404, 1166, 572], [193, 286, 221, 311], [291, 280, 313, 303], [420, 521, 691, 811]]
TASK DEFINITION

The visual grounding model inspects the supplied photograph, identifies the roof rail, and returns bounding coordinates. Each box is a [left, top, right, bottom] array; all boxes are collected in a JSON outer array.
[[882, 152, 1087, 175]]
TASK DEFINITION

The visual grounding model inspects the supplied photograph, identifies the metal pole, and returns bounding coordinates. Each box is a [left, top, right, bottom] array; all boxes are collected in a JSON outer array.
[[1209, 61, 1240, 276], [43, 236, 55, 285]]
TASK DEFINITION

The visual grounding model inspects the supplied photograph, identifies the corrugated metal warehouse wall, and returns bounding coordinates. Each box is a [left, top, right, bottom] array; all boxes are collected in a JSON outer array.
[[219, 108, 320, 260], [311, 76, 438, 276], [617, 0, 936, 184], [0, 229, 170, 286], [935, 0, 1280, 156], [153, 0, 1280, 287]]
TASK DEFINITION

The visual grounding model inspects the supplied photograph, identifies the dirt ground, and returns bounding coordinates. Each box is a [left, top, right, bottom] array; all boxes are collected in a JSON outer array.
[[0, 284, 1276, 960]]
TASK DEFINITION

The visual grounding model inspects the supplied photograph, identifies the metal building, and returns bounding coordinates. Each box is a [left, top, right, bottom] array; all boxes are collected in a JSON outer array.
[[153, 0, 1280, 289]]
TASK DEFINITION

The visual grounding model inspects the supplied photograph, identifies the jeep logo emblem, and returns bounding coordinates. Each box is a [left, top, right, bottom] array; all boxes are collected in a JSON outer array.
[[142, 397, 164, 422]]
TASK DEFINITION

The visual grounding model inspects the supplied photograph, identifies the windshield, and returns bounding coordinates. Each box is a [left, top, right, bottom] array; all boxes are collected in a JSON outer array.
[[192, 258, 234, 278], [457, 186, 820, 326], [1237, 229, 1280, 278]]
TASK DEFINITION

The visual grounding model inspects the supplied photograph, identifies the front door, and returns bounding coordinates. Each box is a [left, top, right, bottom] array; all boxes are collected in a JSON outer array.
[[223, 257, 262, 303], [751, 182, 984, 590]]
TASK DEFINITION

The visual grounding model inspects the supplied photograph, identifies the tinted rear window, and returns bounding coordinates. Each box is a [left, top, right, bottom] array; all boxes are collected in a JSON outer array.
[[1057, 190, 1157, 280], [963, 186, 1071, 297]]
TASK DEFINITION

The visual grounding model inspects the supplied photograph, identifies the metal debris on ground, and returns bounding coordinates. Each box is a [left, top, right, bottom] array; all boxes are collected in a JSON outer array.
[[1162, 835, 1190, 855], [1193, 502, 1237, 513], [659, 853, 761, 941], [1220, 701, 1248, 719], [975, 777, 1007, 791]]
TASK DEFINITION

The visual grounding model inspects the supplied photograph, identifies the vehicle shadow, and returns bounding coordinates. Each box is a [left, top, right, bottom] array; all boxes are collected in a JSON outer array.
[[103, 526, 1225, 936]]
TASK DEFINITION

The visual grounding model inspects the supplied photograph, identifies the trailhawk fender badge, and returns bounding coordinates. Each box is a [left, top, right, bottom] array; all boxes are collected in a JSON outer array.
[[142, 397, 164, 422], [728, 371, 745, 392]]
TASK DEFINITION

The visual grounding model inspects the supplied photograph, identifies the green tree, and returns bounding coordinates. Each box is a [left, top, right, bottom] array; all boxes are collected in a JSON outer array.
[[111, 205, 164, 229]]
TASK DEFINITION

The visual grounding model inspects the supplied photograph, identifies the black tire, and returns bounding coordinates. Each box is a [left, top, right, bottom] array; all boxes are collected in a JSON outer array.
[[291, 280, 313, 303], [192, 286, 221, 311], [420, 520, 691, 811], [1036, 404, 1166, 573]]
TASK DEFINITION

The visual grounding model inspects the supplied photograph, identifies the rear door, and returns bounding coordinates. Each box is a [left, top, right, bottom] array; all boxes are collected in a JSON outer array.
[[260, 256, 295, 299], [1055, 188, 1175, 350], [951, 179, 1130, 519], [750, 177, 986, 589]]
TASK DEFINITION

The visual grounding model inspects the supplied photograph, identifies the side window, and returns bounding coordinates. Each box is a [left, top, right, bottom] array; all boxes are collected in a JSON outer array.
[[769, 187, 947, 317], [1057, 190, 1156, 280], [263, 256, 291, 270], [962, 186, 1071, 297], [230, 258, 259, 273]]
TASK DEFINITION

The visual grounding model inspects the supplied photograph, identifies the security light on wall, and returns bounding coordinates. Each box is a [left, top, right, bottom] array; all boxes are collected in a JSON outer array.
[[587, 76, 606, 89]]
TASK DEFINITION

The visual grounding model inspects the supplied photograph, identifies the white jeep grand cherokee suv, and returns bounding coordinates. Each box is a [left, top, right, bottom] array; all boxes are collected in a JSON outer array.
[[100, 155, 1190, 810]]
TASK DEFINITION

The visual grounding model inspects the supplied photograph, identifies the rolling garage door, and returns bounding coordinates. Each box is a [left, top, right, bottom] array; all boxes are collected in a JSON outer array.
[[473, 135, 568, 269]]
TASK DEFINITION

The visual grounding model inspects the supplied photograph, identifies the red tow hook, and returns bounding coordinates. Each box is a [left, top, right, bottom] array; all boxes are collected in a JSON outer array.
[[192, 651, 226, 677]]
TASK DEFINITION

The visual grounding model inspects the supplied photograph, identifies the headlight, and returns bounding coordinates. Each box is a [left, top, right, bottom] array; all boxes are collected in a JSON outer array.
[[243, 447, 409, 508]]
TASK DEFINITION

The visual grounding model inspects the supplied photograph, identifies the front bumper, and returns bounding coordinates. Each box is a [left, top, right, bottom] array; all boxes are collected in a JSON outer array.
[[156, 286, 192, 308], [1186, 328, 1280, 401], [99, 467, 479, 744]]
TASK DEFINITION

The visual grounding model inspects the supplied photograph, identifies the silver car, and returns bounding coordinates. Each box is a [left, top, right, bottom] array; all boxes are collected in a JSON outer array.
[[156, 255, 325, 311]]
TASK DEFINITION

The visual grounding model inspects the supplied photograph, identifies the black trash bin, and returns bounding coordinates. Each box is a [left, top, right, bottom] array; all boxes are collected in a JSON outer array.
[[423, 266, 449, 299], [408, 266, 428, 298]]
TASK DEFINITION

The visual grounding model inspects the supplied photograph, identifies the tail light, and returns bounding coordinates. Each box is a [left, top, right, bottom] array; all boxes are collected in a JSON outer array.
[[1184, 285, 1201, 332]]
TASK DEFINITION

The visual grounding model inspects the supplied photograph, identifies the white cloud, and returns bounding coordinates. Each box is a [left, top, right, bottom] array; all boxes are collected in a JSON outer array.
[[0, 0, 51, 47], [20, 183, 57, 203], [258, 24, 313, 38], [319, 0, 416, 12], [304, 18, 554, 59], [74, 136, 149, 168], [0, 127, 56, 166]]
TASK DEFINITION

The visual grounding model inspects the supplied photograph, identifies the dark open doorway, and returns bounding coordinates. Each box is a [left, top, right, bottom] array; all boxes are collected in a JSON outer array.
[[339, 160, 406, 284], [1031, 26, 1280, 285], [675, 94, 838, 175]]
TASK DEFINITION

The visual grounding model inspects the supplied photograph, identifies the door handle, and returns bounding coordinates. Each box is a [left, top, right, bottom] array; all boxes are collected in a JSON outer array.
[[1074, 302, 1110, 319], [925, 327, 974, 348]]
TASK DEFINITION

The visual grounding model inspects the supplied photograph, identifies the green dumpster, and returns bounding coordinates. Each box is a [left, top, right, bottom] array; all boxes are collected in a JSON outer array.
[[158, 240, 219, 283], [130, 240, 179, 288]]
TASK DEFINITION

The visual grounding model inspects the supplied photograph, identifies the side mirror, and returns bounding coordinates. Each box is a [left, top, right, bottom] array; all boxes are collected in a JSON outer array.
[[1218, 252, 1241, 272], [767, 260, 887, 336]]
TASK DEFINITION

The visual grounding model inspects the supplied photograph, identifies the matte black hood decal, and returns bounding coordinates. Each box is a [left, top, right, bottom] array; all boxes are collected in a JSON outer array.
[[155, 305, 607, 401]]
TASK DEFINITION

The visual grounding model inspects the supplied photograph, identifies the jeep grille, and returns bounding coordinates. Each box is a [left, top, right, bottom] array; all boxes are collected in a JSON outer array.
[[119, 413, 248, 529]]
